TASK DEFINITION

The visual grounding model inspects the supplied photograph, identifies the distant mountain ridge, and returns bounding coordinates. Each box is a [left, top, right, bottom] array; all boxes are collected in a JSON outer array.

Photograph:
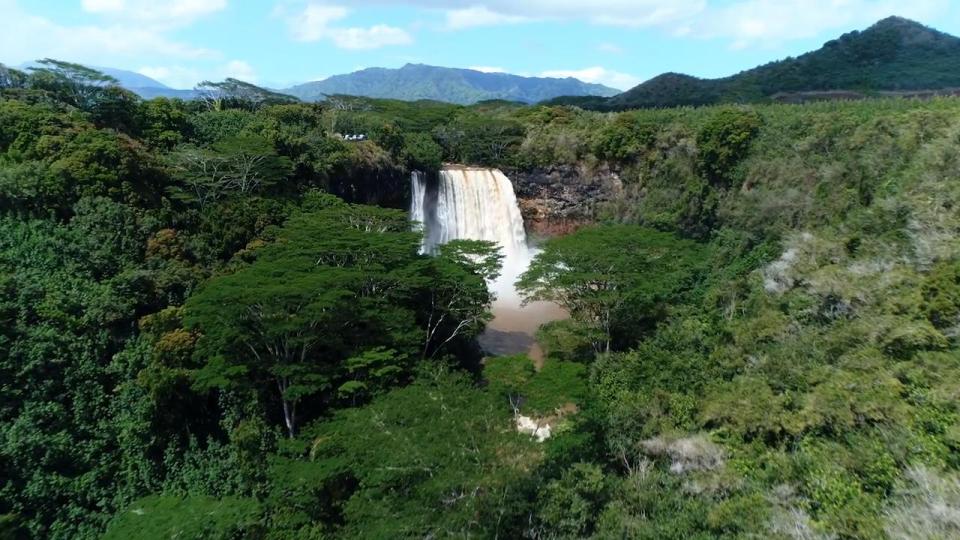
[[283, 64, 620, 105], [95, 68, 169, 90], [560, 17, 960, 110], [97, 68, 200, 100]]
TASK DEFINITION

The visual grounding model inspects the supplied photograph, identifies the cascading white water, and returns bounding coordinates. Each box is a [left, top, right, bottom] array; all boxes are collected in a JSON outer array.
[[410, 171, 427, 233], [413, 169, 527, 254], [411, 167, 565, 360]]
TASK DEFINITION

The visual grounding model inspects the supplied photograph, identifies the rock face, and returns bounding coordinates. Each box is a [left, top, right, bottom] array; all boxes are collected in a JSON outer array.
[[506, 164, 622, 238]]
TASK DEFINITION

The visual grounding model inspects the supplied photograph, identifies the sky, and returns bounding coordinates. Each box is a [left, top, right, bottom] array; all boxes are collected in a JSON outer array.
[[1, 0, 958, 91]]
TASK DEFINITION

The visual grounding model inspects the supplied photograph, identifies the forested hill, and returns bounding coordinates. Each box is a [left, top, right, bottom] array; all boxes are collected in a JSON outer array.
[[283, 63, 620, 104], [555, 17, 960, 110]]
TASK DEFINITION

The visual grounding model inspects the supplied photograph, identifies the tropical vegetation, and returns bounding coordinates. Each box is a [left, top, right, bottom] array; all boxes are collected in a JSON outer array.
[[2, 57, 960, 539]]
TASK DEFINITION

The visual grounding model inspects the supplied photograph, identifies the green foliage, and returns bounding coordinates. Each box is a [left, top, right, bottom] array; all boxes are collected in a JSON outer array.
[[185, 201, 498, 437], [168, 135, 293, 208], [196, 78, 299, 111], [696, 108, 762, 185], [102, 495, 262, 540], [518, 225, 707, 351], [484, 356, 587, 415], [592, 114, 659, 161], [400, 131, 443, 171], [298, 370, 538, 538], [537, 462, 607, 537], [26, 59, 122, 110], [0, 64, 28, 90], [922, 260, 960, 329]]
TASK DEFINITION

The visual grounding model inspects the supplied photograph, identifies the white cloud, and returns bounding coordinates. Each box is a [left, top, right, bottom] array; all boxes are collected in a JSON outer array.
[[0, 0, 218, 66], [222, 60, 257, 82], [81, 0, 125, 13], [81, 0, 227, 29], [289, 4, 349, 41], [327, 25, 413, 49], [695, 0, 950, 48], [469, 65, 506, 73], [597, 42, 624, 54], [540, 66, 641, 90], [423, 0, 706, 29], [283, 3, 413, 49], [138, 60, 258, 88], [356, 0, 949, 47], [445, 6, 528, 30]]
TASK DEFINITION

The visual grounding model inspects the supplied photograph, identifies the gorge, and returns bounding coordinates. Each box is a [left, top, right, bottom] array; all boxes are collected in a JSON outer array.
[[410, 167, 566, 361]]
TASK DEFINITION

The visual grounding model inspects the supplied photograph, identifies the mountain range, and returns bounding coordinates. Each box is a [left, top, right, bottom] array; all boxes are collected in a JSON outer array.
[[95, 68, 199, 100], [38, 63, 615, 104], [282, 64, 619, 104]]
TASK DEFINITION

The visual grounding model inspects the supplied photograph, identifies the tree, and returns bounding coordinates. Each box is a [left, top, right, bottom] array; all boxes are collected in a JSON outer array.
[[187, 262, 358, 438], [102, 495, 262, 540], [518, 225, 706, 352], [27, 59, 121, 110], [195, 78, 299, 111], [89, 86, 140, 132], [298, 370, 538, 539], [537, 463, 607, 537], [401, 132, 443, 171], [137, 98, 191, 149], [0, 64, 27, 90], [696, 108, 762, 186], [418, 239, 502, 359], [170, 135, 292, 208], [185, 200, 485, 437]]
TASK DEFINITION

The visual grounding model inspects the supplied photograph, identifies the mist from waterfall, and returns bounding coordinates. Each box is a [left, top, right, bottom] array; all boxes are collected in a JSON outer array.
[[410, 167, 565, 359]]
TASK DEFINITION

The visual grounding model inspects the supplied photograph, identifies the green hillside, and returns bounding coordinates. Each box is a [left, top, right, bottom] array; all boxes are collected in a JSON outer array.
[[572, 17, 960, 110]]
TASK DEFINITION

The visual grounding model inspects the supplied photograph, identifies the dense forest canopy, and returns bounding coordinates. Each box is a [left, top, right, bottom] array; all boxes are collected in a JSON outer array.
[[2, 59, 960, 540]]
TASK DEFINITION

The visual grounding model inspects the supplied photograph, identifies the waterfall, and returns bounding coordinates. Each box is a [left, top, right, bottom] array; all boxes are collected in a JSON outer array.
[[412, 168, 529, 260], [410, 167, 565, 360], [410, 171, 427, 233]]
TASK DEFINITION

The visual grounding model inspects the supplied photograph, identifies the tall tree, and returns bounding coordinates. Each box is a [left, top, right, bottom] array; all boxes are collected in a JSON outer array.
[[27, 59, 121, 110], [195, 78, 299, 111], [0, 64, 27, 90], [185, 199, 497, 436], [517, 225, 706, 352], [418, 239, 502, 359], [169, 135, 292, 208]]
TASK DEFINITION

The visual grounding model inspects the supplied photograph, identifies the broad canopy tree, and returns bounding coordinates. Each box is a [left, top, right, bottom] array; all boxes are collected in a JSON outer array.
[[26, 59, 124, 111], [517, 225, 706, 353], [185, 198, 501, 437], [170, 135, 293, 208], [195, 78, 299, 111]]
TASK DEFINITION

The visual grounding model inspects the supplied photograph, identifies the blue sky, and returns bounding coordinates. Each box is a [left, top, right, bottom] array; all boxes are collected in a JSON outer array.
[[2, 0, 958, 90]]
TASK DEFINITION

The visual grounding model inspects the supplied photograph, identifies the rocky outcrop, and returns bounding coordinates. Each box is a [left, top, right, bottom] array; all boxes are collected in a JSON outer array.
[[505, 164, 622, 238]]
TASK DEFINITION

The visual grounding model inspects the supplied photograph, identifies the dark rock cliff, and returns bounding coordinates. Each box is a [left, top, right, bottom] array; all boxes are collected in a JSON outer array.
[[505, 164, 622, 238]]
